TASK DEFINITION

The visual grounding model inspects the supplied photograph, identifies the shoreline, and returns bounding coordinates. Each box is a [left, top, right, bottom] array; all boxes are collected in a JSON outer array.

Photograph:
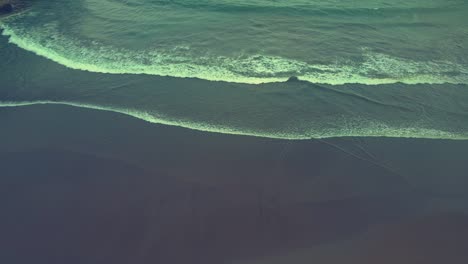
[[1, 103, 468, 263], [1, 99, 467, 141]]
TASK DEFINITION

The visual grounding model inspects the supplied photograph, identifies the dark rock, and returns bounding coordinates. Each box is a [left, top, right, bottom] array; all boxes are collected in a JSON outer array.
[[286, 76, 300, 82], [0, 3, 14, 14]]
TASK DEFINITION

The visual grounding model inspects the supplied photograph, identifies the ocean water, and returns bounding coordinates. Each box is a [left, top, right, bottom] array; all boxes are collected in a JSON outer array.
[[1, 0, 468, 139]]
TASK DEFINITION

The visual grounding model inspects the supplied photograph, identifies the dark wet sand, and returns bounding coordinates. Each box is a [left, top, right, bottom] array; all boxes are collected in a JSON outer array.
[[1, 104, 468, 264]]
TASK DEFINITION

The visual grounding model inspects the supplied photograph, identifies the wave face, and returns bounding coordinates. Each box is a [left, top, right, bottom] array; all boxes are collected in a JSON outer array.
[[1, 0, 468, 84]]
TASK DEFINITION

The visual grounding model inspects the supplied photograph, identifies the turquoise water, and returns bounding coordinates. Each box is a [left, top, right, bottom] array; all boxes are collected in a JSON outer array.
[[1, 0, 468, 139]]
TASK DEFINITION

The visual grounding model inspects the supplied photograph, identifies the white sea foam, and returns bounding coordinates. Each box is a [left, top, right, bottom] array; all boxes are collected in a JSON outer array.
[[1, 21, 467, 85]]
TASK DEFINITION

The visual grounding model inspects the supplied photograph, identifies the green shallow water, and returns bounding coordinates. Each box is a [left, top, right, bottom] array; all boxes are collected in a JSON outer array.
[[1, 0, 468, 139]]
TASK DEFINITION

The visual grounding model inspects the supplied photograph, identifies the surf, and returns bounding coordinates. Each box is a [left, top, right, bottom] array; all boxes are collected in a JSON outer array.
[[1, 0, 468, 141], [1, 0, 467, 85], [2, 23, 467, 86]]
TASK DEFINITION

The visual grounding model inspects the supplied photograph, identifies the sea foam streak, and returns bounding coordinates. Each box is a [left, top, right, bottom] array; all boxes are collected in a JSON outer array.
[[0, 100, 466, 140], [1, 21, 467, 85]]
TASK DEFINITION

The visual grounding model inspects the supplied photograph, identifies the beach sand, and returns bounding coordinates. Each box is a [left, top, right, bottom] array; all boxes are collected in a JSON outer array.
[[1, 104, 468, 263]]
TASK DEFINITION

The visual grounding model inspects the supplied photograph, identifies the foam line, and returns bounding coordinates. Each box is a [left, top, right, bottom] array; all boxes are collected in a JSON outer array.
[[1, 100, 466, 140]]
